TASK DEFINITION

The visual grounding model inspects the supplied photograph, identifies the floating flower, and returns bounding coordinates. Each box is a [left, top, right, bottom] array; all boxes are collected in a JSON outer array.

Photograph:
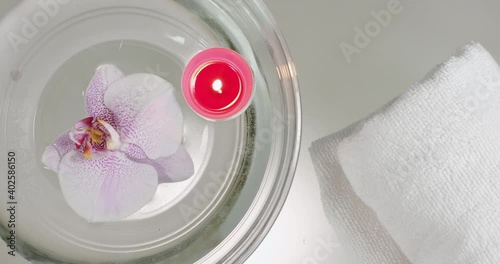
[[42, 65, 194, 222]]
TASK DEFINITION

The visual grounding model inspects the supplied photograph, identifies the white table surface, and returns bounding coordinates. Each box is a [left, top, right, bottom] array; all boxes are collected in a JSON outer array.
[[4, 0, 500, 263]]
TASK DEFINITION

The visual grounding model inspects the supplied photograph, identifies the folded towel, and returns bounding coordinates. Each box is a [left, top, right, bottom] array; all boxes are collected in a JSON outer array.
[[310, 43, 500, 263], [312, 131, 410, 264]]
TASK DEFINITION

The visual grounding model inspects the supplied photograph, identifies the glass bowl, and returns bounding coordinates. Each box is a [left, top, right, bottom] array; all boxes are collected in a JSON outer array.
[[0, 0, 301, 263]]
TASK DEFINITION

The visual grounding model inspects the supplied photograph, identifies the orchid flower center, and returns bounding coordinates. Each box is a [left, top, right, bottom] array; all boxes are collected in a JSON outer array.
[[69, 117, 122, 160]]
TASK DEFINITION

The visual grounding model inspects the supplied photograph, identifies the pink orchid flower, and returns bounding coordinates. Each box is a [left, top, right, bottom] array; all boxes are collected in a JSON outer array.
[[42, 65, 194, 222]]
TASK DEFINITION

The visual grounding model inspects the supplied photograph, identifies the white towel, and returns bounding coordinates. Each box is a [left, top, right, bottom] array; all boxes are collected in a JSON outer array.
[[310, 43, 500, 263]]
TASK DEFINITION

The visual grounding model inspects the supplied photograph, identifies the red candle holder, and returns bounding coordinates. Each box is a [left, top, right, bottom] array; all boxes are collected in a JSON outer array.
[[182, 47, 254, 121]]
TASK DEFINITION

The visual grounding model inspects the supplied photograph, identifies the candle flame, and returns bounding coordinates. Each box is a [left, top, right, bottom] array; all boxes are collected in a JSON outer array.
[[212, 79, 223, 94]]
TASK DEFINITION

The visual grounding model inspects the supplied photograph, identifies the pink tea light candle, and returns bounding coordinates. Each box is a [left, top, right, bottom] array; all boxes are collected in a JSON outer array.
[[182, 47, 254, 121]]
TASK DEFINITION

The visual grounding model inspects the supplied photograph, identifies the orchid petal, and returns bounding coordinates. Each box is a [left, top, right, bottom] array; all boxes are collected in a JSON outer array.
[[155, 146, 194, 183], [123, 143, 149, 160], [58, 151, 158, 222], [42, 131, 74, 173], [85, 65, 124, 122], [124, 144, 194, 183], [104, 74, 183, 159]]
